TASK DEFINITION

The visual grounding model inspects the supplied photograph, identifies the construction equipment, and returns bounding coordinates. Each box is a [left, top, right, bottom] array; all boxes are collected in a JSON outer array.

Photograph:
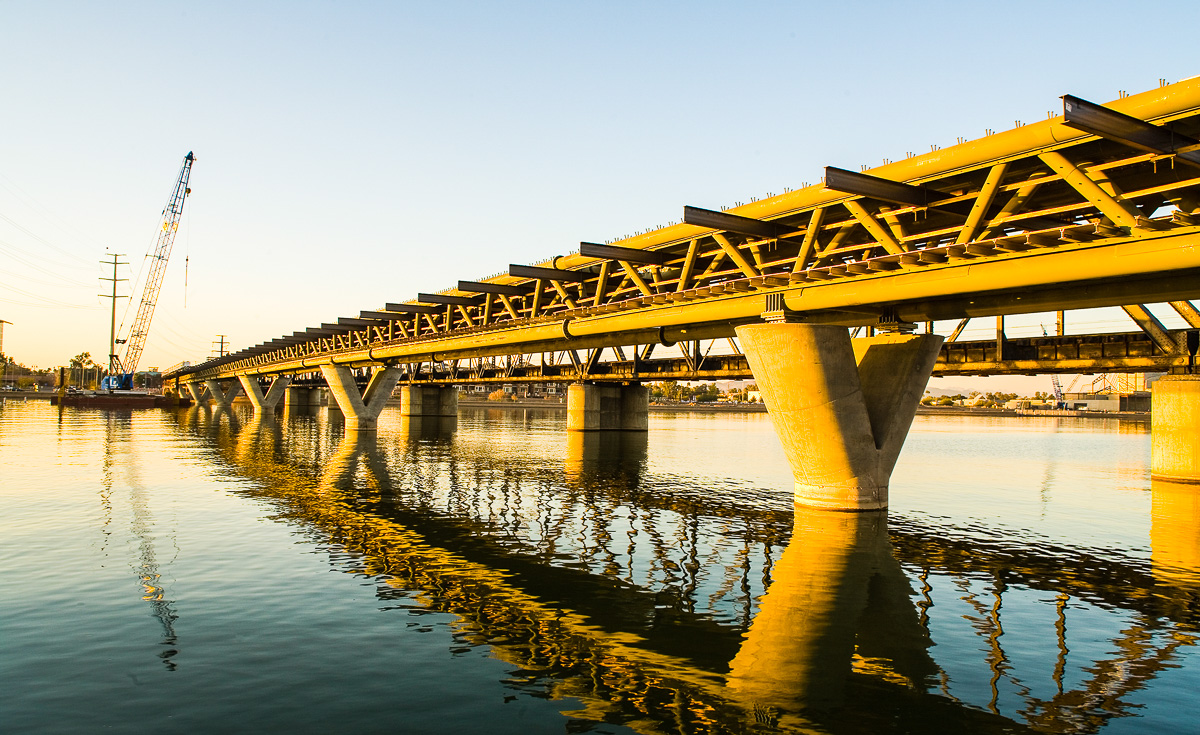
[[1051, 374, 1065, 408], [102, 152, 195, 390]]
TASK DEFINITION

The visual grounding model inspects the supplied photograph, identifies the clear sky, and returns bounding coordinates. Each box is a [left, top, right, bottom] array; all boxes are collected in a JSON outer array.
[[1, 0, 1196, 392]]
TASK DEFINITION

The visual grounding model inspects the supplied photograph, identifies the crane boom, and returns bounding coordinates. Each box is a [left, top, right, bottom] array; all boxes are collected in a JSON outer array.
[[105, 152, 194, 390]]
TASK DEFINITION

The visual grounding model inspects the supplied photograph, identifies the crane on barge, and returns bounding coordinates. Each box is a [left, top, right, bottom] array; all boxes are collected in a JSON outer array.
[[102, 152, 195, 391]]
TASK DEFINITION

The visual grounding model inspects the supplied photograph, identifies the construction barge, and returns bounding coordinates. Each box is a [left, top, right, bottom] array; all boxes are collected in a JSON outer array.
[[50, 391, 187, 409]]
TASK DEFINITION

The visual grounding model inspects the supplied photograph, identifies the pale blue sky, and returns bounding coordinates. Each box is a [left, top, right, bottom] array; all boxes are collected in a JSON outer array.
[[1, 0, 1196, 391]]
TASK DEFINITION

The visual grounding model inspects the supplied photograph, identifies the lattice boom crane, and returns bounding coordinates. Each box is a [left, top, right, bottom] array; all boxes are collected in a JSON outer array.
[[104, 152, 195, 390]]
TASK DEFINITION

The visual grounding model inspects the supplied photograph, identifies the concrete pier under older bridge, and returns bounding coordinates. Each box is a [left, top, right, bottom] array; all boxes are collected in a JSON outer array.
[[167, 80, 1200, 508]]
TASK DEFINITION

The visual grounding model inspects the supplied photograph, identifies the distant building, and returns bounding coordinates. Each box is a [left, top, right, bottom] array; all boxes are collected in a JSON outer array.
[[463, 382, 564, 399], [1062, 392, 1150, 412]]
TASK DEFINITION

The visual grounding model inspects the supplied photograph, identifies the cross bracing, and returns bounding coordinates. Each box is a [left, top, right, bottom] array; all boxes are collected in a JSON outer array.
[[168, 80, 1200, 382]]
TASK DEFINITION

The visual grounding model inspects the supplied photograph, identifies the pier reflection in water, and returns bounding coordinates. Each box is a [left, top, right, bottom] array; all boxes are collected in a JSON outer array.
[[5, 399, 1198, 733], [158, 404, 1199, 733]]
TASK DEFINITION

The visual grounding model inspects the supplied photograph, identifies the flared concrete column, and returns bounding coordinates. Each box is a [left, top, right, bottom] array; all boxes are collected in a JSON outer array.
[[204, 379, 242, 408], [736, 324, 942, 510], [1152, 376, 1200, 482], [319, 365, 402, 431], [238, 374, 292, 414], [397, 385, 458, 417], [185, 381, 208, 405], [566, 383, 649, 431]]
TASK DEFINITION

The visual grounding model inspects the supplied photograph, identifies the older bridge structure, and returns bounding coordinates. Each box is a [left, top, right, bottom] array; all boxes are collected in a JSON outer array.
[[168, 79, 1200, 509]]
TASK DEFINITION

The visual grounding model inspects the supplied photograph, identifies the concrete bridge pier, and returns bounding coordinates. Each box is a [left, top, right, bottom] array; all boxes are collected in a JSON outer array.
[[1151, 376, 1200, 483], [283, 385, 322, 418], [185, 381, 208, 405], [397, 385, 458, 417], [319, 365, 402, 431], [204, 379, 242, 409], [237, 374, 292, 415], [566, 382, 649, 431], [736, 323, 942, 511]]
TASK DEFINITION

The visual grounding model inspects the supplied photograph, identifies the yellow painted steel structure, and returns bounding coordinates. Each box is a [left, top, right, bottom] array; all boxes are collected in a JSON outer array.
[[169, 79, 1200, 382]]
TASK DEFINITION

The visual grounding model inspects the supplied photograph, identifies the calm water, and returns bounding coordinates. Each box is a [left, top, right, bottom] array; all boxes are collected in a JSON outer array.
[[1, 400, 1197, 734]]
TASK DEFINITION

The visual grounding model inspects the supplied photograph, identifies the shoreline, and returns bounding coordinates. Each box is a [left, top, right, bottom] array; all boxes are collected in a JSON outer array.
[[915, 405, 1150, 421], [459, 400, 1150, 420], [456, 399, 768, 413], [8, 392, 1149, 421]]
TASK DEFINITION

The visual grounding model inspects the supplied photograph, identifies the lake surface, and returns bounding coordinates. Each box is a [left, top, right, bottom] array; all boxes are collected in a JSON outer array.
[[1, 400, 1196, 734]]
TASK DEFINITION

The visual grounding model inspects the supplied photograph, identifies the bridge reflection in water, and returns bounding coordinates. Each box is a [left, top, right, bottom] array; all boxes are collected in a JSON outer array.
[[175, 405, 1199, 733]]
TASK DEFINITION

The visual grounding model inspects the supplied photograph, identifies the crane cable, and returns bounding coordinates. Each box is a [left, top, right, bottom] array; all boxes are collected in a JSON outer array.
[[184, 194, 190, 309]]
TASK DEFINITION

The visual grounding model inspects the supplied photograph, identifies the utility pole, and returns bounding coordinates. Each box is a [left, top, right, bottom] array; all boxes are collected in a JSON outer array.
[[0, 319, 9, 390], [211, 334, 228, 358], [99, 254, 128, 388]]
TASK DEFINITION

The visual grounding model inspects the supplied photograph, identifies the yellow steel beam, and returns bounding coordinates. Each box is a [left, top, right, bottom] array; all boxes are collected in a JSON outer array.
[[957, 163, 1009, 245], [186, 228, 1200, 380], [594, 261, 611, 304], [881, 209, 908, 243], [948, 318, 970, 342], [498, 293, 520, 321], [676, 239, 698, 292], [1038, 151, 1140, 229], [818, 221, 857, 259], [792, 207, 825, 273], [978, 183, 1044, 240], [549, 279, 578, 309], [697, 249, 727, 280], [843, 200, 905, 255], [1169, 300, 1200, 328], [619, 260, 654, 297], [712, 233, 760, 278], [529, 279, 544, 317], [1121, 304, 1177, 354]]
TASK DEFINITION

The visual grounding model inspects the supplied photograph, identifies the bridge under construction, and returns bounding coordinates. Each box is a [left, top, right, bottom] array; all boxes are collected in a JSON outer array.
[[167, 79, 1200, 509]]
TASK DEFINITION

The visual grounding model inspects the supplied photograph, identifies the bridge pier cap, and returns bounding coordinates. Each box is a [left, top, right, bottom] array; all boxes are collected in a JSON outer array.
[[736, 323, 942, 511]]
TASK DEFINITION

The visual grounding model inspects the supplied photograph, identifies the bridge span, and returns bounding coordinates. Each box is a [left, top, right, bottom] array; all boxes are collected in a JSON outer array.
[[167, 80, 1200, 509]]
